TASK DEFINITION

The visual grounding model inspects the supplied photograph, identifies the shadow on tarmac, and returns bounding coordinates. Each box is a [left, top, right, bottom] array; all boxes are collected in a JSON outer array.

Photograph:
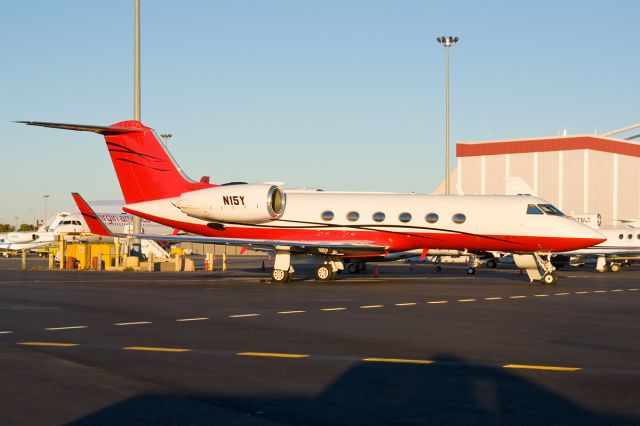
[[69, 355, 637, 426]]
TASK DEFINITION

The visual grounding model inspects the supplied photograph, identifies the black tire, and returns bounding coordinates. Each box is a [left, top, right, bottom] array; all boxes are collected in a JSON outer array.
[[315, 264, 333, 281], [272, 269, 290, 283], [542, 271, 558, 285], [347, 263, 357, 274], [435, 265, 442, 272], [486, 259, 497, 269], [467, 267, 476, 275]]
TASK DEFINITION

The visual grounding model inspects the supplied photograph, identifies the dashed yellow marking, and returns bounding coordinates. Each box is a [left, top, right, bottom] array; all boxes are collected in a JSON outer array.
[[509, 296, 527, 299], [176, 317, 209, 322], [395, 303, 417, 306], [503, 364, 581, 372], [534, 294, 549, 297], [360, 305, 383, 309], [629, 288, 639, 291], [428, 300, 448, 304], [321, 307, 347, 311], [612, 289, 624, 292], [594, 290, 607, 293], [18, 342, 78, 347], [363, 357, 434, 365], [554, 293, 570, 296], [229, 314, 260, 318], [484, 297, 502, 301], [237, 352, 309, 358], [278, 310, 305, 314], [575, 291, 589, 295], [45, 326, 88, 331], [124, 346, 191, 353], [458, 299, 476, 302], [115, 321, 151, 326]]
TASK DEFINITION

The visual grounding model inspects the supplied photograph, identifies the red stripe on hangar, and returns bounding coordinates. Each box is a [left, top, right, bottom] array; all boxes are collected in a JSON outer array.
[[457, 135, 640, 158]]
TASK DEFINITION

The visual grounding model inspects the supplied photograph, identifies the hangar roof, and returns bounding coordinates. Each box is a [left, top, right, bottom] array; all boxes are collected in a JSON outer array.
[[457, 135, 640, 158]]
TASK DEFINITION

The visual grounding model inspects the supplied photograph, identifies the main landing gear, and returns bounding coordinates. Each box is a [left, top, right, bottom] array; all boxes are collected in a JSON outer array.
[[315, 258, 344, 281], [271, 248, 344, 283]]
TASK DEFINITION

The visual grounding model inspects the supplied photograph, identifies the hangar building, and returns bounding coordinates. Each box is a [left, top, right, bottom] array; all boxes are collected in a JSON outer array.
[[432, 126, 640, 227]]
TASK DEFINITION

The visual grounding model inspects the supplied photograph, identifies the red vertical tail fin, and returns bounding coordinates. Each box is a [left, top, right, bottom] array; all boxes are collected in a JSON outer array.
[[18, 120, 215, 203]]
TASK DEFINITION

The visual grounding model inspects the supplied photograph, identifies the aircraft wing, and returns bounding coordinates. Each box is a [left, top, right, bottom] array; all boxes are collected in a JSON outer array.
[[71, 193, 387, 256]]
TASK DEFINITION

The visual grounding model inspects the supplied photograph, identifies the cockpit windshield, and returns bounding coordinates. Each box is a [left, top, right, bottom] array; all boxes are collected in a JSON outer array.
[[537, 204, 565, 216], [526, 204, 543, 215]]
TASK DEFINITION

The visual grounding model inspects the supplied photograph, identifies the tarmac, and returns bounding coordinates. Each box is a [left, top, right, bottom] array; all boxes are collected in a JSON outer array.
[[0, 255, 638, 425]]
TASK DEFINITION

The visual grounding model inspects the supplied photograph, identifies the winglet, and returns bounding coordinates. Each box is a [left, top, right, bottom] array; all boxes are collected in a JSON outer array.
[[71, 193, 113, 237]]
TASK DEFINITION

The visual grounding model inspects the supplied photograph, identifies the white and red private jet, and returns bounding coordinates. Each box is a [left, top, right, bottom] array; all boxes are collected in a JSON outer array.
[[19, 120, 605, 285]]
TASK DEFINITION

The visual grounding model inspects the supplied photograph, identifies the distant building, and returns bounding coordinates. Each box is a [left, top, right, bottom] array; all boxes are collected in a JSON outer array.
[[433, 131, 640, 226]]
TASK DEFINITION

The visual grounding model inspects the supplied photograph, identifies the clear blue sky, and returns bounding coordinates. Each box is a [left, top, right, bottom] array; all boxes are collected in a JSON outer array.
[[1, 0, 638, 225]]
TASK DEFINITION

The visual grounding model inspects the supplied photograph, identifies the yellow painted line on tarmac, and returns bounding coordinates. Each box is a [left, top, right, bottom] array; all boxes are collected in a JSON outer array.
[[611, 289, 624, 292], [509, 296, 527, 299], [360, 305, 383, 309], [123, 346, 191, 353], [629, 288, 639, 291], [484, 297, 502, 301], [237, 352, 309, 359], [45, 326, 88, 331], [458, 299, 476, 302], [503, 364, 581, 372], [594, 290, 607, 293], [554, 293, 570, 296], [18, 342, 78, 347], [395, 303, 417, 307], [428, 300, 448, 304], [114, 321, 152, 326], [321, 307, 347, 311], [363, 357, 434, 365], [278, 310, 305, 314], [575, 291, 589, 295], [229, 314, 261, 318], [176, 317, 209, 322], [534, 294, 549, 297]]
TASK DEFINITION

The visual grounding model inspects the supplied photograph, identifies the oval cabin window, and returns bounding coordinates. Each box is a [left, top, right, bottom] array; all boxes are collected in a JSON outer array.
[[452, 213, 466, 224], [399, 212, 412, 223], [372, 212, 385, 222], [347, 211, 360, 222], [321, 211, 334, 221], [425, 213, 439, 223]]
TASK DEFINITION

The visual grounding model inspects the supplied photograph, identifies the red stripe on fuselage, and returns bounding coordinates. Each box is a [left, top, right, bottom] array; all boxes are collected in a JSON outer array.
[[124, 209, 602, 253]]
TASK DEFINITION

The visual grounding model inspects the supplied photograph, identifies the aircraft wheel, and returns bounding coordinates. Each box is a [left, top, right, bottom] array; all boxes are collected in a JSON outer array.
[[610, 263, 621, 273], [542, 271, 558, 285], [466, 267, 476, 275], [347, 263, 358, 274], [435, 265, 442, 272], [272, 269, 290, 283], [315, 264, 334, 281], [486, 259, 497, 269]]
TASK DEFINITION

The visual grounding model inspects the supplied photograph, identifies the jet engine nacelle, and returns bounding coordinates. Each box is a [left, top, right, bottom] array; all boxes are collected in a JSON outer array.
[[6, 232, 39, 243], [178, 184, 286, 224]]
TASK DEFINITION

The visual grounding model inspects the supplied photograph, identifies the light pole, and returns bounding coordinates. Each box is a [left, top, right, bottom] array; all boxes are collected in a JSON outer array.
[[160, 133, 173, 148], [437, 35, 459, 195], [43, 194, 50, 226]]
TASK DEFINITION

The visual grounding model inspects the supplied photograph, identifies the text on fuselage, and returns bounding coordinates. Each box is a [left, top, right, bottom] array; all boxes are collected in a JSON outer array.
[[223, 196, 245, 206]]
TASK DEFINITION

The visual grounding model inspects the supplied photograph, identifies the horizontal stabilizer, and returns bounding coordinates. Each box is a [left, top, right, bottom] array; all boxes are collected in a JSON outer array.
[[15, 121, 143, 135]]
